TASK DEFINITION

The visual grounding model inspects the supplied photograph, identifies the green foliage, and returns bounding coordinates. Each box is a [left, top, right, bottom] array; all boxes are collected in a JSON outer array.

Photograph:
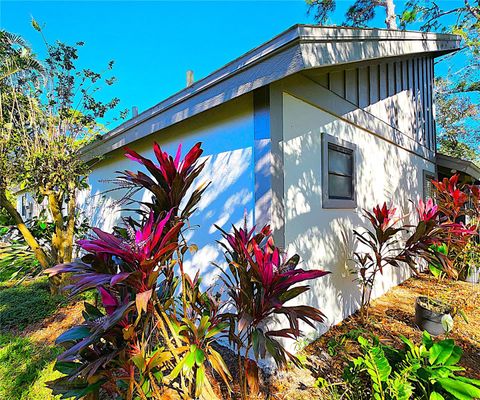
[[0, 240, 41, 282], [344, 332, 480, 400], [0, 278, 65, 330], [1, 24, 125, 269], [0, 334, 61, 400], [428, 243, 448, 278]]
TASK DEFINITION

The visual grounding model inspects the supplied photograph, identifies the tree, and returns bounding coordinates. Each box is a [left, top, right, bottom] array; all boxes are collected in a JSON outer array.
[[307, 0, 398, 29], [0, 21, 126, 289], [0, 30, 51, 269], [435, 77, 479, 163], [306, 0, 480, 163]]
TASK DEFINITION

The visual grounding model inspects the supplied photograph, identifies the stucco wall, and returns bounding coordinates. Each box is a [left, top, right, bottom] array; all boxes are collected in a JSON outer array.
[[78, 94, 255, 287], [281, 92, 435, 336]]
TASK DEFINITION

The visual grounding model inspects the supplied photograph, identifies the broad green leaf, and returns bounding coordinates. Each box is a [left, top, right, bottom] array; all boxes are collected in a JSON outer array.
[[184, 350, 196, 370], [166, 354, 187, 381], [205, 322, 228, 339], [422, 331, 434, 349], [455, 376, 480, 387], [445, 345, 463, 366], [195, 348, 205, 366], [195, 365, 205, 397], [430, 392, 445, 400], [429, 340, 454, 365], [55, 361, 81, 375], [438, 377, 480, 400], [278, 286, 309, 303], [131, 353, 145, 372], [55, 326, 91, 344]]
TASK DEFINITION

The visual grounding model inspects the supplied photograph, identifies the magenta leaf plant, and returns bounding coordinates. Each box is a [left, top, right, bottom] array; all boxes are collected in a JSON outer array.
[[216, 223, 329, 397], [352, 194, 478, 320], [44, 142, 234, 399]]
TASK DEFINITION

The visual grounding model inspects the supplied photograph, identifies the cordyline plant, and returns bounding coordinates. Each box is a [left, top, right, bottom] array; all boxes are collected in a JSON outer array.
[[45, 141, 330, 399], [352, 197, 476, 320], [45, 142, 232, 399], [352, 203, 405, 321], [216, 223, 329, 398], [430, 174, 479, 279]]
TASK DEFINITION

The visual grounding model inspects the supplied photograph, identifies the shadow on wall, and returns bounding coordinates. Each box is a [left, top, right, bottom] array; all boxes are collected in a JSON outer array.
[[81, 147, 255, 289], [281, 93, 431, 338]]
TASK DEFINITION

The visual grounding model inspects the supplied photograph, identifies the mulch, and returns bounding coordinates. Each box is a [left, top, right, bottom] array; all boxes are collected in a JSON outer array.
[[304, 273, 480, 382]]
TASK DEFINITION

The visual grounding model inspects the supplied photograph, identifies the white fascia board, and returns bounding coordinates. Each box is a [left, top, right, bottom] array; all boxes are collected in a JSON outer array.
[[81, 25, 460, 161]]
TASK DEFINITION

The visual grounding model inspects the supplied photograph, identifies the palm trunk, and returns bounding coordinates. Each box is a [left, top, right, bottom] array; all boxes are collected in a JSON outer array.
[[0, 189, 51, 269], [64, 189, 77, 262], [384, 0, 398, 29], [47, 191, 70, 294]]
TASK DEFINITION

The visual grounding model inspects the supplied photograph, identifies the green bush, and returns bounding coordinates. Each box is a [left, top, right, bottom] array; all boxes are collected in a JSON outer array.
[[0, 278, 65, 330], [0, 334, 61, 400], [344, 331, 480, 400]]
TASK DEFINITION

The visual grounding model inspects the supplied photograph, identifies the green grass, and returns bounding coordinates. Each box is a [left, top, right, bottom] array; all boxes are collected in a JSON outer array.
[[0, 277, 95, 399], [0, 277, 66, 330], [0, 334, 61, 400]]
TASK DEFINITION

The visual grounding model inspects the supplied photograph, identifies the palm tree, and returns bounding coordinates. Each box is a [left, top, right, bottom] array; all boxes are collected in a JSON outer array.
[[0, 30, 45, 82], [0, 30, 50, 270]]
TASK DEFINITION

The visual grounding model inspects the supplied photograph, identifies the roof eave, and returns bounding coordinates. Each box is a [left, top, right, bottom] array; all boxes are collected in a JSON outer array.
[[437, 153, 480, 181], [81, 25, 461, 161]]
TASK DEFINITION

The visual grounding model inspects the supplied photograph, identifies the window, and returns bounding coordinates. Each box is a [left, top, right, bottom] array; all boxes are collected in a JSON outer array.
[[423, 170, 436, 201], [322, 134, 357, 209], [21, 195, 27, 218]]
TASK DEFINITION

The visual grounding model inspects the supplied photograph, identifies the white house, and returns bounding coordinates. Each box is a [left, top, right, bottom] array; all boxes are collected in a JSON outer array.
[[18, 25, 460, 333]]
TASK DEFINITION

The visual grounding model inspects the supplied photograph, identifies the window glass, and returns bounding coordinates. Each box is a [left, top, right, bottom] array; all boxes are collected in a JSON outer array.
[[423, 173, 435, 201], [328, 144, 354, 200], [328, 146, 353, 176], [328, 174, 353, 199]]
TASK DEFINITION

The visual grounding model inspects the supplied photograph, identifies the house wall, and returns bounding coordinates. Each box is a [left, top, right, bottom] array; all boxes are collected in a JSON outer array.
[[270, 71, 436, 341], [77, 94, 256, 287]]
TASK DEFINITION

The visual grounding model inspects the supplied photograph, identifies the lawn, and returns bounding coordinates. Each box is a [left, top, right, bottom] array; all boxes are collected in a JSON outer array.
[[0, 277, 92, 400]]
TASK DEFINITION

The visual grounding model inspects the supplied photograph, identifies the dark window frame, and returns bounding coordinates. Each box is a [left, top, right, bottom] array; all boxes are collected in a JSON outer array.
[[322, 133, 357, 209]]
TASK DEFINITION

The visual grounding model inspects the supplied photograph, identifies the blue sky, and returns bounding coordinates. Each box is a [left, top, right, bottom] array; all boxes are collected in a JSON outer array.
[[1, 1, 465, 128]]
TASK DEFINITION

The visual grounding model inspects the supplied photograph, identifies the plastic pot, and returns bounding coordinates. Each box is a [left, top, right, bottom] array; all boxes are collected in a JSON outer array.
[[414, 296, 452, 336], [465, 266, 480, 284]]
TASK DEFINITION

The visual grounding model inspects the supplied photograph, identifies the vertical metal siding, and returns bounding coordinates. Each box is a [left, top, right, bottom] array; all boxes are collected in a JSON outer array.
[[345, 68, 358, 104], [358, 66, 370, 108], [369, 65, 380, 103], [314, 55, 435, 150]]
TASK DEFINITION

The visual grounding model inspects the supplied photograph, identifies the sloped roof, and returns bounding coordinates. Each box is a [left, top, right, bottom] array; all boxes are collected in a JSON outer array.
[[82, 24, 461, 160], [437, 153, 480, 181]]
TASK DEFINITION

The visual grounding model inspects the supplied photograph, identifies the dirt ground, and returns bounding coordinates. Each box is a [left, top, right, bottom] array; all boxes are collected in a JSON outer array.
[[20, 300, 86, 346]]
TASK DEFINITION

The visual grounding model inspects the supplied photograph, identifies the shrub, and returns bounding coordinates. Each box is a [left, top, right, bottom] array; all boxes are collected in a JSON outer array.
[[430, 174, 480, 279], [344, 331, 480, 400], [45, 142, 329, 399], [217, 223, 329, 396], [352, 197, 476, 318]]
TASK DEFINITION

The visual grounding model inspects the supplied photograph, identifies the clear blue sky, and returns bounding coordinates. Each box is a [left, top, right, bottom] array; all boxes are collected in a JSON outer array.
[[0, 1, 465, 128]]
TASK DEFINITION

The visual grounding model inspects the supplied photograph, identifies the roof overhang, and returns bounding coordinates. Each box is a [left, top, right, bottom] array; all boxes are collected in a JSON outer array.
[[436, 153, 480, 182], [81, 24, 461, 161]]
